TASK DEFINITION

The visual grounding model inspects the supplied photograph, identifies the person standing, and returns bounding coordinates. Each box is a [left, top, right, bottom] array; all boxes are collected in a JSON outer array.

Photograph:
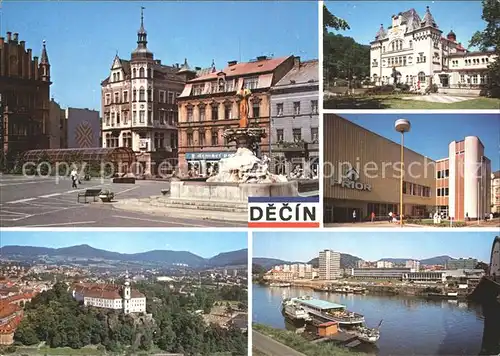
[[371, 212, 375, 222], [70, 168, 78, 189], [352, 210, 356, 223], [388, 211, 393, 223]]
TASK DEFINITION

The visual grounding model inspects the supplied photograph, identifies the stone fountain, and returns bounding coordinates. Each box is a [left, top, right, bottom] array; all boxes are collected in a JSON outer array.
[[170, 88, 298, 202]]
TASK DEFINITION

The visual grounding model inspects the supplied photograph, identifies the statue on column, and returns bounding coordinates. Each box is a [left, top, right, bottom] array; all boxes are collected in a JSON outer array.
[[236, 88, 251, 128]]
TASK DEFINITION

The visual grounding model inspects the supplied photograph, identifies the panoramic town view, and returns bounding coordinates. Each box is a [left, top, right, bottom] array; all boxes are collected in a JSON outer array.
[[0, 1, 319, 228], [252, 232, 500, 356], [0, 231, 248, 355], [323, 113, 500, 227], [323, 1, 500, 109]]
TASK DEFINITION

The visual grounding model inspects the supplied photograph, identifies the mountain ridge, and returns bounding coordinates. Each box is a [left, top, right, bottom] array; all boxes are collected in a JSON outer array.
[[0, 245, 247, 268]]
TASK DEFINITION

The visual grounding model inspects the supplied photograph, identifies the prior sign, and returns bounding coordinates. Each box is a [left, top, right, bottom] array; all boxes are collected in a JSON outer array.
[[331, 168, 372, 191]]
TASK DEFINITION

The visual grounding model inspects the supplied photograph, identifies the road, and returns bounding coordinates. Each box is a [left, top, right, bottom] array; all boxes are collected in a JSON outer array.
[[253, 331, 306, 356], [0, 175, 246, 227]]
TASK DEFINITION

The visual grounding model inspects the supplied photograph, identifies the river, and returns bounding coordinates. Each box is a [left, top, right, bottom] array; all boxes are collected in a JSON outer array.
[[253, 284, 486, 355]]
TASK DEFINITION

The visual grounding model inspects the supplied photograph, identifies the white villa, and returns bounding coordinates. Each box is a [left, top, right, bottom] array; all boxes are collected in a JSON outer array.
[[71, 273, 146, 314], [370, 6, 496, 90]]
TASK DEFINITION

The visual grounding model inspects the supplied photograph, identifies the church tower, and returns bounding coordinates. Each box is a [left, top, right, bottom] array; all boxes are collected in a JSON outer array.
[[39, 40, 50, 82], [123, 270, 131, 314]]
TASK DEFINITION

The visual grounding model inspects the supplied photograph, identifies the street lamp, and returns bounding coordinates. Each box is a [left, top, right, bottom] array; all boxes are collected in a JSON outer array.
[[395, 119, 411, 226]]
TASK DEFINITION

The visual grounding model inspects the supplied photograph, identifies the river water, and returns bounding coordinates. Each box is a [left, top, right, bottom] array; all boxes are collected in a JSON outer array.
[[253, 284, 486, 355]]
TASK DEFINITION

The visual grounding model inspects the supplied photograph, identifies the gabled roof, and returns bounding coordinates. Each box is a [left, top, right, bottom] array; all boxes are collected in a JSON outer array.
[[273, 59, 318, 89], [188, 56, 292, 83]]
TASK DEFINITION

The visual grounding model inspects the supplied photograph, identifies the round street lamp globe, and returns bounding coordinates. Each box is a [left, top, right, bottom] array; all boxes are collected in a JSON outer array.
[[395, 119, 411, 133]]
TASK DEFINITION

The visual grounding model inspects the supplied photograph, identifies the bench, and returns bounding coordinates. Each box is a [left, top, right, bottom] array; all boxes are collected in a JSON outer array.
[[77, 188, 102, 203], [112, 177, 136, 184]]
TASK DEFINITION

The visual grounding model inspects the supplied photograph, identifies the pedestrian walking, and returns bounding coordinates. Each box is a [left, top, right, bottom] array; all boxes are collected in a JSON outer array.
[[371, 212, 375, 222], [70, 168, 78, 189], [388, 211, 393, 223], [352, 210, 356, 223]]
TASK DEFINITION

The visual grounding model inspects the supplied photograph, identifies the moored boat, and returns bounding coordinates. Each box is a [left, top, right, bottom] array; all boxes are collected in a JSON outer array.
[[282, 299, 312, 321], [288, 296, 365, 325]]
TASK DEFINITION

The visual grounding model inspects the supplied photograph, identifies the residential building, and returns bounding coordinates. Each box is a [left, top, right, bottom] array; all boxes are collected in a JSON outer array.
[[377, 261, 394, 268], [405, 260, 421, 272], [72, 274, 146, 314], [177, 55, 296, 176], [67, 108, 100, 148], [319, 249, 341, 280], [435, 137, 491, 220], [269, 58, 319, 176], [264, 269, 294, 281], [349, 267, 413, 280], [48, 99, 67, 148], [324, 114, 435, 223], [0, 32, 51, 157], [491, 171, 500, 214], [370, 6, 496, 90], [100, 9, 186, 175], [446, 258, 478, 270]]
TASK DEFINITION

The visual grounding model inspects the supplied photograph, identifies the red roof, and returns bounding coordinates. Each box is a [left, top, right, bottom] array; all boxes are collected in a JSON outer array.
[[188, 56, 292, 83], [74, 283, 145, 300]]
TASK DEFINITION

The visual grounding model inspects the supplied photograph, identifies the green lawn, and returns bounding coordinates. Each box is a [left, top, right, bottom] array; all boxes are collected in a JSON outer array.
[[253, 323, 366, 356], [14, 346, 105, 355], [324, 94, 500, 109]]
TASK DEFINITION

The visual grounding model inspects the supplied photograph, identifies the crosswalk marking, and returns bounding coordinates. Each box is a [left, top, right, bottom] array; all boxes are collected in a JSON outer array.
[[39, 193, 62, 198], [6, 198, 37, 204]]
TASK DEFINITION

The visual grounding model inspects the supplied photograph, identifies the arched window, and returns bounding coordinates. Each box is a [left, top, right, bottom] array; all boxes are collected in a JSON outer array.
[[392, 42, 395, 51], [132, 68, 136, 78], [139, 67, 145, 78], [147, 68, 152, 78], [133, 90, 137, 102], [418, 71, 426, 83], [139, 87, 145, 101]]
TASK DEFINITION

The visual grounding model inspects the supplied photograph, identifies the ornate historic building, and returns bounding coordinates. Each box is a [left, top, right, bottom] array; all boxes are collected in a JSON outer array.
[[269, 58, 319, 177], [177, 55, 296, 176], [0, 32, 51, 158], [100, 9, 188, 175], [370, 6, 496, 90], [72, 273, 146, 315]]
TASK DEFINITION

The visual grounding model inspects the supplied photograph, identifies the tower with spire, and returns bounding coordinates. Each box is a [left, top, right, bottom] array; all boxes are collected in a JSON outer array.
[[123, 270, 131, 314], [40, 40, 50, 82]]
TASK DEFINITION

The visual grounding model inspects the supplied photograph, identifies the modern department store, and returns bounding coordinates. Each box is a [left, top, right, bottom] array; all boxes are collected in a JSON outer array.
[[323, 115, 491, 223]]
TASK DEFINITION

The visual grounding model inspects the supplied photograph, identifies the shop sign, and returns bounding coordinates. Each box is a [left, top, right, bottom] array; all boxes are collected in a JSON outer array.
[[185, 152, 234, 160], [331, 168, 372, 191]]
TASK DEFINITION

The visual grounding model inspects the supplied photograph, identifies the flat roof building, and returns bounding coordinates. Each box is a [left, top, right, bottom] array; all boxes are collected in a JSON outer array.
[[324, 114, 492, 223], [436, 137, 491, 220], [319, 249, 341, 280], [324, 114, 435, 223]]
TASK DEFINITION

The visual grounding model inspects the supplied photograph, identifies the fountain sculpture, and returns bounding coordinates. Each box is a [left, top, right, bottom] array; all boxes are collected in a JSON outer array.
[[206, 88, 288, 184], [169, 88, 298, 202]]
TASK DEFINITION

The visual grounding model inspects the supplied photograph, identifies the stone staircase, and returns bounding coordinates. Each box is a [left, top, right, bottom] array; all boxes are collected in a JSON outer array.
[[147, 196, 248, 213]]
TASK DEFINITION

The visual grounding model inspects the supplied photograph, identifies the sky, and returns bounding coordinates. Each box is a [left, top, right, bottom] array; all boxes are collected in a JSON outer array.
[[253, 231, 495, 262], [0, 231, 247, 258], [325, 1, 485, 49], [339, 113, 500, 171], [1, 1, 318, 111]]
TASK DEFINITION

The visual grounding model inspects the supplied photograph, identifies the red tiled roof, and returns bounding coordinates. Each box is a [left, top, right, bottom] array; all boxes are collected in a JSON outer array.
[[188, 56, 292, 83], [0, 314, 23, 334], [74, 283, 145, 300], [0, 303, 21, 319]]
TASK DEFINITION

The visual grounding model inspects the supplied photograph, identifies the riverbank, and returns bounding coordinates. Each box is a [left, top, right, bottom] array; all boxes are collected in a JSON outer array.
[[256, 279, 468, 298], [253, 323, 367, 356]]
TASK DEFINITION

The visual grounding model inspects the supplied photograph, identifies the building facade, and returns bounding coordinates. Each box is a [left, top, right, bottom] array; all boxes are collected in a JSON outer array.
[[446, 258, 478, 270], [435, 137, 491, 220], [376, 261, 394, 269], [101, 9, 186, 176], [349, 268, 413, 280], [269, 58, 319, 177], [72, 275, 145, 314], [405, 260, 421, 271], [491, 171, 500, 214], [324, 114, 436, 223], [48, 99, 67, 149], [370, 6, 496, 90], [0, 32, 51, 158], [177, 55, 296, 176], [319, 249, 341, 280], [67, 108, 100, 148]]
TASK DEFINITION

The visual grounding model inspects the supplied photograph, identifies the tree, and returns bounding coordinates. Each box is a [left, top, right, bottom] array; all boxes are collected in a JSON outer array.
[[323, 5, 350, 34], [469, 0, 500, 97]]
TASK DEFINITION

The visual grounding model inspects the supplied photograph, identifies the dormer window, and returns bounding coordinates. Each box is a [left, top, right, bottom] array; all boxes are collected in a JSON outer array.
[[218, 77, 225, 92], [243, 77, 258, 90]]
